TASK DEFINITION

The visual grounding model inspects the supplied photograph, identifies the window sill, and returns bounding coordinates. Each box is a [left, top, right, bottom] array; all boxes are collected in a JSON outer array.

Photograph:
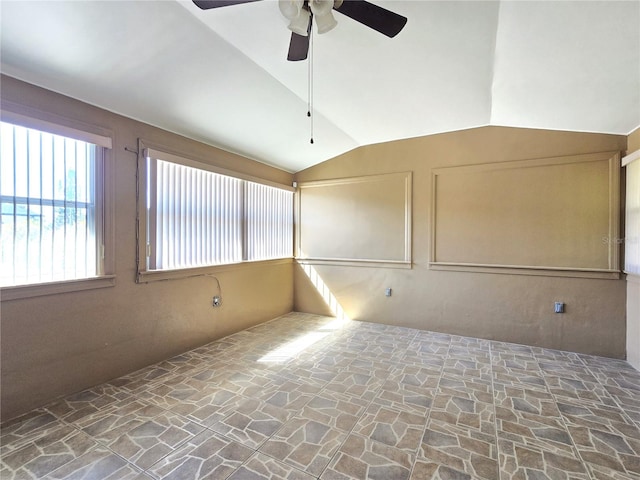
[[1, 275, 116, 301], [625, 273, 640, 284], [430, 262, 620, 279], [295, 257, 412, 269], [137, 258, 293, 283]]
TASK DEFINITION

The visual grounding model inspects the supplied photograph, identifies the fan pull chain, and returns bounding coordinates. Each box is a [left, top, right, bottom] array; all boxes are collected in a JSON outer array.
[[308, 19, 314, 144]]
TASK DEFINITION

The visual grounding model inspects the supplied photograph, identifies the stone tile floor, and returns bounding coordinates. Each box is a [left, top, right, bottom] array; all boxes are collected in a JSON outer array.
[[2, 312, 640, 479]]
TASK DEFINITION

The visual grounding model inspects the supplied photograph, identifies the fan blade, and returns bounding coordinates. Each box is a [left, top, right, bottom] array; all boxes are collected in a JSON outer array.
[[334, 0, 407, 38], [287, 32, 310, 61], [287, 12, 312, 61], [193, 0, 262, 10]]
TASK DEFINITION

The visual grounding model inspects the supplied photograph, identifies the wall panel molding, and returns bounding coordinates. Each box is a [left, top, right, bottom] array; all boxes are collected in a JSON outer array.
[[430, 152, 620, 279], [296, 172, 412, 268]]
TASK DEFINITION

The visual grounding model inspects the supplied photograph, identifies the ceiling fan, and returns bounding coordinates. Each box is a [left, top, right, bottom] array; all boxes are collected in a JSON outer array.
[[192, 0, 408, 61]]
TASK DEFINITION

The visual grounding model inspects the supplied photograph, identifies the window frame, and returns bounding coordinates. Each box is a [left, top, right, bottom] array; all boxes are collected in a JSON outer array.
[[136, 139, 294, 284], [0, 103, 115, 300], [624, 148, 640, 277]]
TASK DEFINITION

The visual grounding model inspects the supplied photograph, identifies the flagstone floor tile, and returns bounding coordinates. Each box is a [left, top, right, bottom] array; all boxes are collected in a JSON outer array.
[[0, 410, 64, 455], [410, 459, 476, 480], [283, 364, 343, 388], [323, 371, 386, 402], [44, 385, 131, 425], [106, 365, 178, 395], [545, 375, 617, 406], [135, 376, 211, 411], [77, 399, 166, 445], [2, 312, 639, 479], [537, 361, 598, 380], [209, 397, 291, 449], [491, 342, 535, 355], [259, 417, 347, 476], [0, 425, 98, 479], [146, 430, 254, 479], [558, 400, 640, 478], [298, 390, 370, 432], [498, 438, 590, 480], [491, 353, 541, 373], [492, 366, 548, 392], [106, 412, 204, 470], [227, 452, 317, 480], [353, 403, 427, 452], [442, 359, 493, 381], [605, 386, 640, 428], [419, 418, 498, 480], [166, 386, 248, 429], [494, 383, 560, 417], [246, 377, 317, 413], [371, 380, 436, 416], [322, 433, 414, 480], [47, 447, 149, 479], [388, 364, 442, 390], [495, 401, 577, 457], [533, 347, 585, 364], [400, 351, 447, 370], [429, 393, 495, 439], [437, 374, 493, 405]]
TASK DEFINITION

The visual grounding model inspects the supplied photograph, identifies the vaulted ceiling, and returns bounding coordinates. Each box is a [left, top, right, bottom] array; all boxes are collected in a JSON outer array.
[[1, 1, 638, 172]]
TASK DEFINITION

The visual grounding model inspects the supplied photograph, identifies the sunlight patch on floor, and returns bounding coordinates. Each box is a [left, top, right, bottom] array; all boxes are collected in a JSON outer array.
[[258, 331, 330, 363]]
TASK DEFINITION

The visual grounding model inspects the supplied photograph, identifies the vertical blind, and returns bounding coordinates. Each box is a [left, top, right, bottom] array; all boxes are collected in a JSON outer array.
[[148, 156, 293, 271], [245, 182, 293, 261], [0, 121, 99, 286], [153, 160, 243, 269], [626, 158, 640, 275]]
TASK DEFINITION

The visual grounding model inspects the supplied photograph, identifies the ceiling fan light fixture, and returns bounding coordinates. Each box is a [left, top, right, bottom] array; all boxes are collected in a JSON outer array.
[[309, 0, 337, 34], [288, 7, 311, 36], [314, 11, 337, 34], [278, 0, 303, 20]]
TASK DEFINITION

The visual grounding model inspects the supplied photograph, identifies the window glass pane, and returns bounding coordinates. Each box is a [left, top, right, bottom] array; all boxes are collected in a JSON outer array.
[[0, 121, 98, 286], [153, 159, 243, 269], [626, 160, 640, 274], [246, 182, 293, 261]]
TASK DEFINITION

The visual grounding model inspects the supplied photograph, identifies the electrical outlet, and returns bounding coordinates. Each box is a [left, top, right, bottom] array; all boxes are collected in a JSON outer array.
[[385, 287, 392, 297], [554, 302, 564, 314], [213, 296, 221, 307]]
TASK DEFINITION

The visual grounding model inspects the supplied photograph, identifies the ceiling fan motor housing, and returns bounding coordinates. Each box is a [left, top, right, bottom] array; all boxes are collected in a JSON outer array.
[[279, 0, 339, 36]]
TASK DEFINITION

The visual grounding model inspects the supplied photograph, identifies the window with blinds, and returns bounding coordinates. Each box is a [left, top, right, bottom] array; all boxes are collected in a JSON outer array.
[[145, 152, 293, 272], [0, 121, 103, 287], [245, 182, 294, 261], [625, 154, 640, 275]]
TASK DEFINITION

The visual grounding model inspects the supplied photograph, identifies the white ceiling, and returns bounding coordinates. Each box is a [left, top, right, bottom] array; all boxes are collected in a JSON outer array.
[[1, 1, 638, 173]]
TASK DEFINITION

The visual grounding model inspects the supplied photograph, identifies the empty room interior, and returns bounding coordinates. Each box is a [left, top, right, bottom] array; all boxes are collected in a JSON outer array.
[[1, 1, 640, 479]]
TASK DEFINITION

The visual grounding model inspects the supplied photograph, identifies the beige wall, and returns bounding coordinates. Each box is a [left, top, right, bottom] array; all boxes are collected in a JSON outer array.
[[431, 153, 618, 272], [294, 127, 627, 358], [298, 172, 412, 264], [627, 126, 640, 370], [0, 76, 294, 421]]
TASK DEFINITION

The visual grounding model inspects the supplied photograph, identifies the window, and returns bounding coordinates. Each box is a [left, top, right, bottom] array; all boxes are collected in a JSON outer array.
[[245, 181, 295, 261], [141, 147, 293, 278], [625, 150, 640, 275], [1, 120, 109, 288]]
